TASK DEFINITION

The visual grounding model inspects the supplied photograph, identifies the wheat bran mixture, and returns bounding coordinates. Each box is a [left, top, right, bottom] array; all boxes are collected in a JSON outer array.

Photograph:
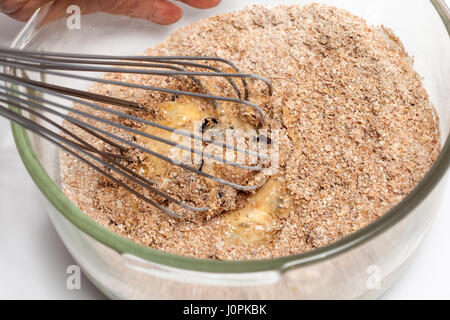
[[60, 4, 441, 260]]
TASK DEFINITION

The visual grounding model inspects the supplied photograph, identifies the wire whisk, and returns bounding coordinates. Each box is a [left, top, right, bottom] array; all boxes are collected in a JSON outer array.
[[0, 47, 273, 218]]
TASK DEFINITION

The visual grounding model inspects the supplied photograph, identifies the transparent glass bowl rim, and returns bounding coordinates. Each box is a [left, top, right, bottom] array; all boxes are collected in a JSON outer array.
[[8, 0, 450, 273]]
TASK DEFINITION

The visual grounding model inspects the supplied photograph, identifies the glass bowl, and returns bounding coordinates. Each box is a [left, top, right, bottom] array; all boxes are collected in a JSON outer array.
[[7, 0, 450, 299]]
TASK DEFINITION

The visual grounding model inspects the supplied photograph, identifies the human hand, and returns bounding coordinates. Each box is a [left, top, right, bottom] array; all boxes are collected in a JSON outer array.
[[0, 0, 221, 24]]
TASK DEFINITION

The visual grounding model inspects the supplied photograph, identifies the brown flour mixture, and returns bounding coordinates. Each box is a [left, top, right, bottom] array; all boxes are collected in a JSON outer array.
[[60, 4, 441, 260]]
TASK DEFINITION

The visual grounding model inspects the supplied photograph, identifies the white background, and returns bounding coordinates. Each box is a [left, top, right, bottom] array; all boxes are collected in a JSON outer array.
[[0, 2, 449, 299]]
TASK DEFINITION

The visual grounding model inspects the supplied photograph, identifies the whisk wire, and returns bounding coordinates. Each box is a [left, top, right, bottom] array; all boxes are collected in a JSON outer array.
[[0, 48, 273, 218]]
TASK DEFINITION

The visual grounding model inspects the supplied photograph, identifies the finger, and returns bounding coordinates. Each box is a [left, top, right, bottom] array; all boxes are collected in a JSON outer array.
[[7, 0, 184, 25], [40, 0, 183, 26], [148, 0, 183, 25], [178, 0, 221, 9], [0, 0, 28, 14], [106, 0, 183, 25], [3, 0, 52, 21]]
